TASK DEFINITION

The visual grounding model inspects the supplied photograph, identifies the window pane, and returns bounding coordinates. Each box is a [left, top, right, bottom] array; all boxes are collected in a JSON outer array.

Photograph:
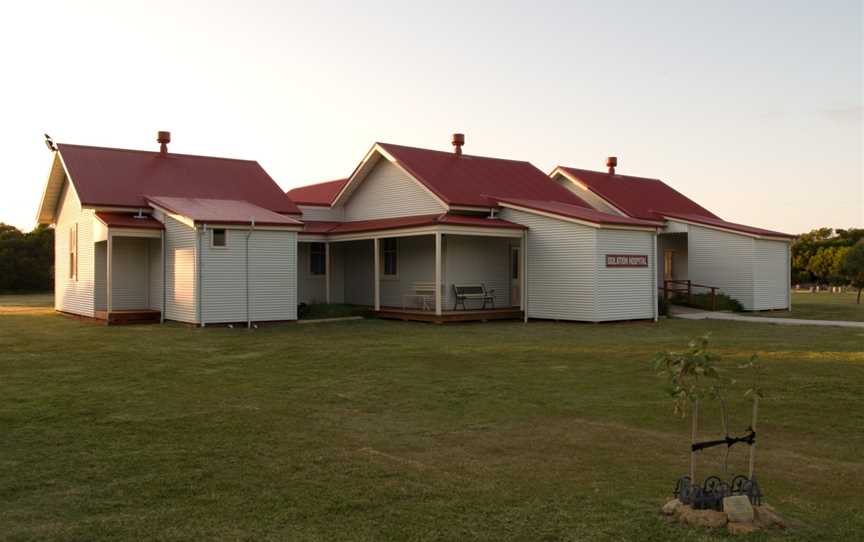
[[382, 239, 397, 276], [212, 229, 226, 247], [310, 243, 326, 275]]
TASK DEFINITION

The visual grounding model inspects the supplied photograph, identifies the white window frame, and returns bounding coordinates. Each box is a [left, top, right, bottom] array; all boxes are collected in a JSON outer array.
[[381, 238, 398, 280], [309, 242, 326, 276], [211, 228, 228, 249]]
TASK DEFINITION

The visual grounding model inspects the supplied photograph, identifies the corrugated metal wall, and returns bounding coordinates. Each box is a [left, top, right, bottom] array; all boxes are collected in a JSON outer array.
[[595, 229, 655, 321], [499, 209, 597, 321], [54, 182, 95, 317], [110, 238, 149, 310], [753, 239, 790, 310], [163, 215, 199, 323], [687, 224, 755, 309], [343, 160, 446, 221]]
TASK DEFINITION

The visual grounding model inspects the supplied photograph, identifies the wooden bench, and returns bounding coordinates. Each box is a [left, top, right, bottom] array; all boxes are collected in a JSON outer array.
[[452, 284, 495, 310], [403, 281, 437, 311]]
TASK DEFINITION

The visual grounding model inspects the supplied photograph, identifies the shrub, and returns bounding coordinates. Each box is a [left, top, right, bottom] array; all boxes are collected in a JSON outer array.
[[658, 296, 669, 317], [669, 292, 744, 312]]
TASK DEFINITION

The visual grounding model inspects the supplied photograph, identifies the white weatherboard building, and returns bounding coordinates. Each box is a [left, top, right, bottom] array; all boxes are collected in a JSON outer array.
[[36, 132, 792, 326]]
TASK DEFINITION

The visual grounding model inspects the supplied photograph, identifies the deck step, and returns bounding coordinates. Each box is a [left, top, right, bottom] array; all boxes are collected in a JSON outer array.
[[96, 310, 161, 325]]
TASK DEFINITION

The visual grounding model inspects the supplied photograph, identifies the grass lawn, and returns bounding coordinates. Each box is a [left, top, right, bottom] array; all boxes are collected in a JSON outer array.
[[752, 291, 864, 322], [0, 292, 53, 308], [1, 300, 863, 540]]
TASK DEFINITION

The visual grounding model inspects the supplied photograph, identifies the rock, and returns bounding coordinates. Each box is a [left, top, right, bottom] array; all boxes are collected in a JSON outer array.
[[723, 495, 755, 523], [674, 504, 693, 523], [661, 498, 681, 515], [727, 522, 759, 535], [685, 508, 728, 529], [754, 504, 786, 529]]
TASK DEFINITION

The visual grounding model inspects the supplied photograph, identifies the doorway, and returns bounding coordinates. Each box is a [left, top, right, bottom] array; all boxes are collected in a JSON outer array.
[[510, 246, 521, 307]]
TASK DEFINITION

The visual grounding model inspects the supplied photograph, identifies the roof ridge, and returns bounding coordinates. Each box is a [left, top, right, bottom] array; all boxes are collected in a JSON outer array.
[[377, 141, 534, 165], [560, 166, 662, 182], [288, 178, 348, 190], [57, 143, 260, 164]]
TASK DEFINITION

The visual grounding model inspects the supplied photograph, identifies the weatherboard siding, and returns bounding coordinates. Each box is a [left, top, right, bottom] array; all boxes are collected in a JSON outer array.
[[298, 242, 327, 304], [342, 240, 374, 306], [499, 209, 597, 321], [163, 215, 199, 324], [594, 229, 655, 321], [110, 237, 149, 310], [342, 159, 446, 221], [687, 224, 755, 309], [443, 235, 511, 309], [249, 230, 297, 322], [54, 182, 95, 317], [753, 239, 790, 310], [200, 229, 249, 323], [298, 205, 343, 222], [149, 238, 163, 311], [200, 228, 298, 323]]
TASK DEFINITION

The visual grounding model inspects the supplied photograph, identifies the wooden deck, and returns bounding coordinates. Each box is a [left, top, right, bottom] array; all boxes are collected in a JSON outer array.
[[94, 309, 161, 325], [376, 307, 523, 324]]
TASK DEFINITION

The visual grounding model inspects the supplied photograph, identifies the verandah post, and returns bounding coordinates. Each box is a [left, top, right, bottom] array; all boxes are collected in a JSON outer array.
[[434, 232, 442, 316], [373, 238, 380, 312]]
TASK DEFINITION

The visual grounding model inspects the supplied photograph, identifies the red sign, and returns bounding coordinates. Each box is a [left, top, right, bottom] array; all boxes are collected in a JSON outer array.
[[606, 254, 648, 268]]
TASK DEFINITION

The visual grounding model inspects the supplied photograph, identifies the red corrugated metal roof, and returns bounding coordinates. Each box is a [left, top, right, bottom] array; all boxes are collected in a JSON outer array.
[[286, 178, 348, 206], [95, 212, 164, 230], [659, 211, 793, 239], [301, 213, 525, 236], [147, 196, 303, 227], [497, 198, 663, 228], [371, 143, 592, 208], [557, 167, 719, 221], [57, 143, 300, 214]]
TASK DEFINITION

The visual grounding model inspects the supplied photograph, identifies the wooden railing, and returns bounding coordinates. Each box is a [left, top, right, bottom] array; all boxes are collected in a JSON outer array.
[[660, 279, 720, 311]]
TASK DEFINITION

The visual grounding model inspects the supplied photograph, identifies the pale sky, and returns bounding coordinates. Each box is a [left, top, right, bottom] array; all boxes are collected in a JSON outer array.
[[1, 0, 861, 233]]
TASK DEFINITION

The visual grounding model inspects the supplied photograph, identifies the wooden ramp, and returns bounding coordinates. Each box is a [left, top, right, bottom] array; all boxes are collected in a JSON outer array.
[[95, 309, 161, 325], [376, 307, 523, 324]]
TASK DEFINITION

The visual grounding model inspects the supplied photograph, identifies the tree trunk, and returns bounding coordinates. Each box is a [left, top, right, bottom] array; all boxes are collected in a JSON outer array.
[[857, 287, 861, 304]]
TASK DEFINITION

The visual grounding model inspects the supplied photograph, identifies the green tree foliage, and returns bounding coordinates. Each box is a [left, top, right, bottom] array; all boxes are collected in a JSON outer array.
[[0, 224, 54, 292], [840, 240, 864, 304], [791, 228, 864, 285]]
